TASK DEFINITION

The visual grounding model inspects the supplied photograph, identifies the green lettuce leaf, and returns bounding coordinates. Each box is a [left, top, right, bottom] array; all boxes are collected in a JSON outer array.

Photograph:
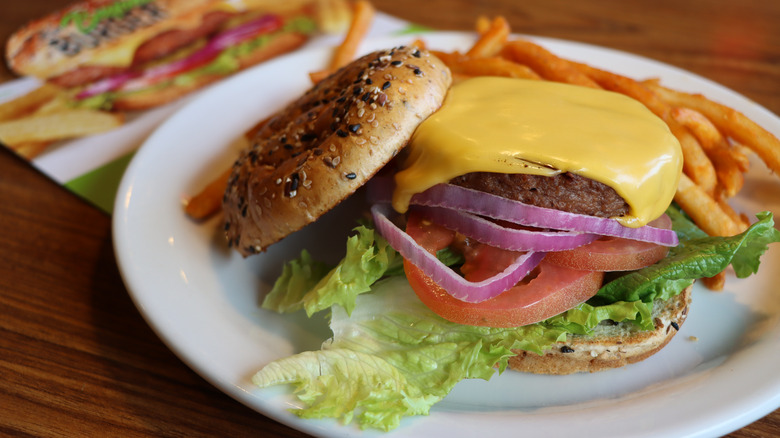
[[254, 277, 660, 430], [261, 250, 330, 313], [596, 209, 780, 304], [262, 226, 401, 316], [262, 225, 465, 316]]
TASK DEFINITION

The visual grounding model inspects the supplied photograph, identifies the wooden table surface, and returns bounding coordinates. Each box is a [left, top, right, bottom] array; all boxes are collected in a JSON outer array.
[[1, 1, 778, 437]]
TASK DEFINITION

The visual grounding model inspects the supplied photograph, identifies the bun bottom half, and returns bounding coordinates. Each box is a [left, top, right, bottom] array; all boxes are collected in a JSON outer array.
[[509, 284, 693, 375]]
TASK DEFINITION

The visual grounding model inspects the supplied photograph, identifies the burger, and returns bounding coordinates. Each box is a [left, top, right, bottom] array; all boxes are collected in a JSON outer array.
[[220, 46, 780, 430], [5, 0, 347, 111]]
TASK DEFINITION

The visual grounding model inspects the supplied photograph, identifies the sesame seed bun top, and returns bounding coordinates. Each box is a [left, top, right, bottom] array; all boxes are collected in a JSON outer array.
[[223, 46, 452, 255]]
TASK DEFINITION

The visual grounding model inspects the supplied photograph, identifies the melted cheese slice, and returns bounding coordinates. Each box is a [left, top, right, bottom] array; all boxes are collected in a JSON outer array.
[[392, 77, 682, 227]]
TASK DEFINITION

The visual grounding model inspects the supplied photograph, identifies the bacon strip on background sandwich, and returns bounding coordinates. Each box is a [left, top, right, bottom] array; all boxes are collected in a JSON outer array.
[[5, 0, 349, 111], [219, 46, 780, 430]]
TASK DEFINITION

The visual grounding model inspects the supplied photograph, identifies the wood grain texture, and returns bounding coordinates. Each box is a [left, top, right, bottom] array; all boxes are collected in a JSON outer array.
[[0, 1, 777, 437]]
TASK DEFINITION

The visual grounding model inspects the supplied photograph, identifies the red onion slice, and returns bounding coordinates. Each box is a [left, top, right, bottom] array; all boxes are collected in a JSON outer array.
[[367, 179, 678, 247], [371, 204, 544, 303], [77, 14, 283, 99], [412, 205, 599, 251]]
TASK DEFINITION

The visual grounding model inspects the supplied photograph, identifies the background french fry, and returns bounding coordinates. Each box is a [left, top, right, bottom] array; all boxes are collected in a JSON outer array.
[[502, 40, 601, 88], [0, 110, 123, 144], [11, 141, 53, 159], [444, 56, 540, 80], [0, 84, 60, 122], [466, 16, 510, 58], [674, 173, 744, 237]]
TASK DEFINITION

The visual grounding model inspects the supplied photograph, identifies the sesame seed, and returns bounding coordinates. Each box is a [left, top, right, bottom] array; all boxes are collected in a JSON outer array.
[[414, 68, 422, 76], [391, 60, 402, 66], [336, 129, 348, 138], [332, 156, 341, 166], [382, 81, 391, 90], [412, 49, 421, 58], [561, 346, 575, 353], [671, 321, 680, 331], [345, 172, 357, 180], [348, 123, 361, 133]]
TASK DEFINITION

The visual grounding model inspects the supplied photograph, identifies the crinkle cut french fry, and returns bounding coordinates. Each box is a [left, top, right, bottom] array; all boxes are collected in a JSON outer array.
[[445, 56, 540, 80], [501, 40, 601, 89], [244, 115, 273, 141], [645, 81, 780, 175], [475, 16, 491, 34], [328, 0, 375, 70], [308, 69, 331, 84], [309, 0, 375, 85], [185, 168, 233, 220], [671, 107, 747, 198], [702, 271, 726, 291], [466, 16, 510, 58], [717, 197, 750, 230], [572, 62, 718, 197], [674, 173, 743, 237]]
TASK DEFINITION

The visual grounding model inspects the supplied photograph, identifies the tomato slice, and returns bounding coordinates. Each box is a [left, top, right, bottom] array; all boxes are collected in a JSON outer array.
[[403, 210, 603, 327], [405, 259, 603, 327], [544, 215, 672, 271], [544, 237, 669, 271]]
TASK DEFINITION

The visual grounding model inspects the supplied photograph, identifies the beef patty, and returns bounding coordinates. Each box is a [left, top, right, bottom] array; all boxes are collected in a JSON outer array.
[[450, 172, 629, 218]]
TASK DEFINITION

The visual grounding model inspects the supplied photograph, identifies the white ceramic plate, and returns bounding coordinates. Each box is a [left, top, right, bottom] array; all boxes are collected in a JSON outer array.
[[113, 32, 780, 438]]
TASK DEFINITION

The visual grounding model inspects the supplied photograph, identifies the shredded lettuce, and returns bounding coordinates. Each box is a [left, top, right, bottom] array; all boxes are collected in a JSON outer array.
[[255, 209, 779, 430]]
